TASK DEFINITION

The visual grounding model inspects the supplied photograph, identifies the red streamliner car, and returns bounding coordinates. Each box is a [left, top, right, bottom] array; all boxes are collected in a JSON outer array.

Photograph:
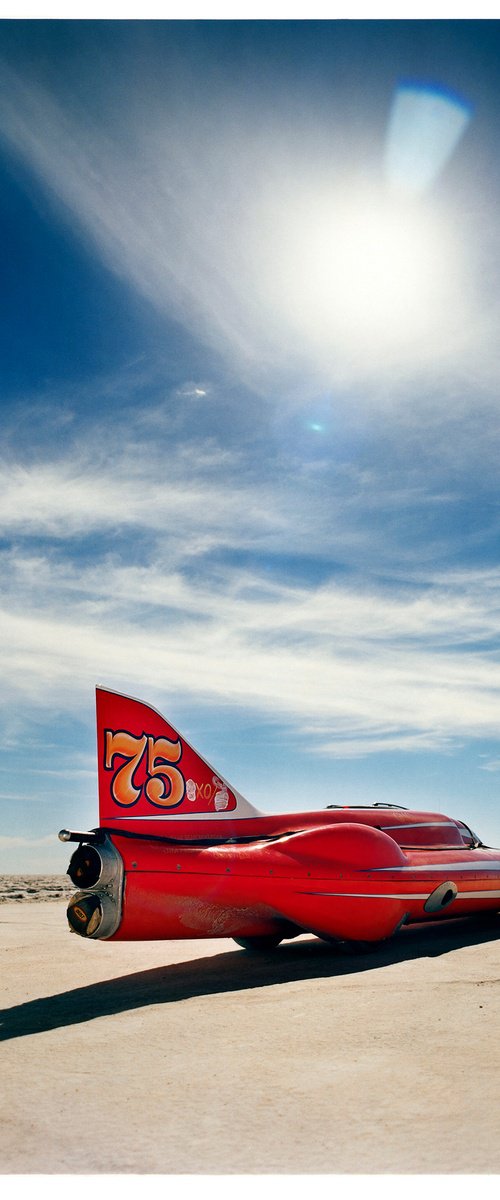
[[60, 688, 500, 949]]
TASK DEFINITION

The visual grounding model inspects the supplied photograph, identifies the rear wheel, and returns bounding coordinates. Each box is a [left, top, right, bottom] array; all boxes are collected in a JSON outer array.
[[340, 939, 383, 954], [233, 934, 283, 951], [319, 934, 382, 951]]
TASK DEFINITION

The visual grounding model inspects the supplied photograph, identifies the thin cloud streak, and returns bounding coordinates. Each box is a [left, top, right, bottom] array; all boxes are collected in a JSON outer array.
[[2, 421, 499, 574], [5, 550, 500, 648], [1, 550, 500, 757], [1, 380, 500, 762], [0, 834, 56, 848], [0, 443, 291, 568], [0, 378, 499, 746]]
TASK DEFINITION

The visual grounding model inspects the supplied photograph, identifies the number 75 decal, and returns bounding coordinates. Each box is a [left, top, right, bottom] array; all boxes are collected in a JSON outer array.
[[104, 729, 185, 808]]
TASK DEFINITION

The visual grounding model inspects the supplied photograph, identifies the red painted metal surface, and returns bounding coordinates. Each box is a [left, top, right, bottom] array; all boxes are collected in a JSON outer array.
[[63, 689, 500, 945], [107, 827, 500, 943]]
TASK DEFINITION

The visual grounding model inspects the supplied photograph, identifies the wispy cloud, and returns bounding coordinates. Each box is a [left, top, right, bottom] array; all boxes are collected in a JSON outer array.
[[1, 537, 500, 757], [0, 833, 67, 872], [3, 397, 500, 572], [1, 376, 499, 761], [478, 757, 500, 773]]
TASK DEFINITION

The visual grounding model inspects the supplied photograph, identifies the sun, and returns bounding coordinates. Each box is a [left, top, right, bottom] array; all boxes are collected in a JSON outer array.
[[289, 190, 449, 351], [255, 181, 462, 377], [326, 198, 440, 342]]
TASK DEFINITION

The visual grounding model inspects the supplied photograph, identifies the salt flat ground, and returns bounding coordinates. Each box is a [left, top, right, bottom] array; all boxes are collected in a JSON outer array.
[[1, 902, 499, 1174]]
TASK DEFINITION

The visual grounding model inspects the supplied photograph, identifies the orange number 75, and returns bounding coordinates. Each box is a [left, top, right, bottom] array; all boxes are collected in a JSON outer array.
[[104, 729, 185, 808]]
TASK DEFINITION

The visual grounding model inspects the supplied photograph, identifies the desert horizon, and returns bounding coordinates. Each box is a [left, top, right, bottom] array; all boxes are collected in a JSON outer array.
[[0, 876, 74, 904]]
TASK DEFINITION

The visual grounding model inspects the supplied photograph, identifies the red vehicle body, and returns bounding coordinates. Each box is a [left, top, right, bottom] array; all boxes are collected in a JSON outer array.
[[61, 688, 500, 949]]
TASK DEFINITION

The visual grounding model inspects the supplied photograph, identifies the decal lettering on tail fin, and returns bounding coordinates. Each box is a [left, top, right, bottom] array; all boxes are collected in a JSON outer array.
[[96, 687, 261, 823]]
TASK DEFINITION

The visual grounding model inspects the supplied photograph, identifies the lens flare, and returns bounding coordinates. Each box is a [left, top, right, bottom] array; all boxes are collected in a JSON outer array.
[[384, 82, 473, 197]]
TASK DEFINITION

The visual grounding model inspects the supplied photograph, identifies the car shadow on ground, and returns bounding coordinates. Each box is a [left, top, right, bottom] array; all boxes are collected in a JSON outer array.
[[1, 915, 498, 1042]]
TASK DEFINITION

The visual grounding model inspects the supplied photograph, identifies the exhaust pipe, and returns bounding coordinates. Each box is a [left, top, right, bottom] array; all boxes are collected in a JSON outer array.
[[66, 837, 122, 891], [424, 880, 457, 914], [63, 833, 124, 939]]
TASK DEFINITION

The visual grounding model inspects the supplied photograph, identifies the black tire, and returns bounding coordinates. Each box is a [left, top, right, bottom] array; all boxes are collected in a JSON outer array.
[[340, 938, 383, 954], [233, 934, 283, 951]]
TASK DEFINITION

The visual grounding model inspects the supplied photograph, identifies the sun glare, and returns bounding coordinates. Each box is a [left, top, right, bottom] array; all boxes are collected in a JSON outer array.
[[322, 197, 441, 341], [257, 183, 462, 375]]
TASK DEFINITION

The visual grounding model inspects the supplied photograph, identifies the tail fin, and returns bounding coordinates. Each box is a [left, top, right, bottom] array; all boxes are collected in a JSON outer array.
[[96, 687, 261, 831]]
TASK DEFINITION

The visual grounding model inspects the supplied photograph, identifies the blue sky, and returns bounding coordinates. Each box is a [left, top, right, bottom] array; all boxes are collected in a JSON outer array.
[[2, 18, 500, 871]]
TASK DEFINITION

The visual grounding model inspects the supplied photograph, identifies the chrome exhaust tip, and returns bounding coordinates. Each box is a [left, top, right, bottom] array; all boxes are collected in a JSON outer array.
[[66, 889, 121, 939], [65, 833, 124, 939], [67, 893, 103, 937]]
